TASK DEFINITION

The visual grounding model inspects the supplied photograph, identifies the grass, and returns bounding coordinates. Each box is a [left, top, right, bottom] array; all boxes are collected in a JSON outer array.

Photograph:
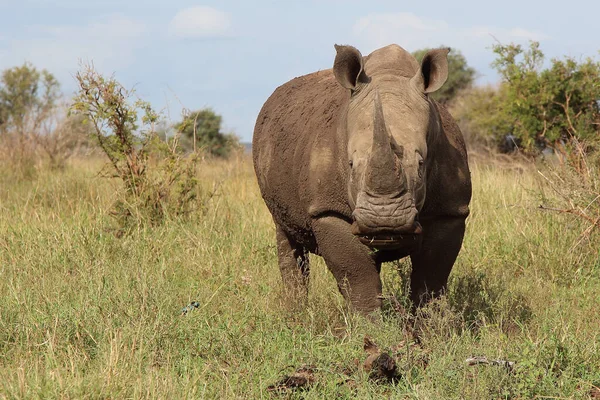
[[0, 154, 599, 399]]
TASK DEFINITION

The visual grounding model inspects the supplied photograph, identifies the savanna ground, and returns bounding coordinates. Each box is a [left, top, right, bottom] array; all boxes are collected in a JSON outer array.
[[1, 153, 599, 399]]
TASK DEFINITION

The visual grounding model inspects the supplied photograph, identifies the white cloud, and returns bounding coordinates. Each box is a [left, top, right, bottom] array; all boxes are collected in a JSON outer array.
[[354, 12, 447, 37], [0, 14, 147, 78], [353, 12, 451, 51], [351, 12, 550, 83], [168, 6, 232, 38], [352, 12, 549, 53]]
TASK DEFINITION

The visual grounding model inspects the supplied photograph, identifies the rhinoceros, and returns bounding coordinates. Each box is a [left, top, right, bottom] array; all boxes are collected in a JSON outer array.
[[252, 44, 472, 313]]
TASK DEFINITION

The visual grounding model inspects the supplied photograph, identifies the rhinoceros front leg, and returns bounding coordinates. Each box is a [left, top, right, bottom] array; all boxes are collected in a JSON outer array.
[[276, 224, 310, 306], [409, 217, 466, 307], [312, 216, 383, 314]]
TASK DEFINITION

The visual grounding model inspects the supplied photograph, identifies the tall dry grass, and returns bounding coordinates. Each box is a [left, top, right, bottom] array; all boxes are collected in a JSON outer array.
[[0, 154, 599, 398]]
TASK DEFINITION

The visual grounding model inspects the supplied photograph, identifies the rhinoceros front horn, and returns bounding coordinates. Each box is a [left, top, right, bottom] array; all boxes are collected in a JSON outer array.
[[363, 91, 402, 196]]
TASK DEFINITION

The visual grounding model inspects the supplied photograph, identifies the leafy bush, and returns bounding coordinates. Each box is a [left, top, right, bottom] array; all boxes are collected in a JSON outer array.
[[71, 64, 203, 231], [454, 41, 600, 154], [493, 41, 600, 152], [449, 42, 600, 242]]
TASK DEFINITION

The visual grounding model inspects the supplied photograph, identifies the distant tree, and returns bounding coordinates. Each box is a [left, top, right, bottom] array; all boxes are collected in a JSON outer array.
[[0, 62, 60, 133], [175, 108, 238, 157], [412, 47, 476, 104], [0, 63, 67, 175]]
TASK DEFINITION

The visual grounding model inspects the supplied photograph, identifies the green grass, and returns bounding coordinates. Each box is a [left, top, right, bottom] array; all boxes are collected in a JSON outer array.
[[1, 156, 599, 399]]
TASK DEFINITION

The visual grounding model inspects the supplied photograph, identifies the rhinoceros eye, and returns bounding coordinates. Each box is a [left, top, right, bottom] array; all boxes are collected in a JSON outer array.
[[348, 160, 354, 168]]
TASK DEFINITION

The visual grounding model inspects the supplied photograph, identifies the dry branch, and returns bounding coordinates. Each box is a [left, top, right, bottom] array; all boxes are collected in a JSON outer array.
[[465, 356, 515, 371]]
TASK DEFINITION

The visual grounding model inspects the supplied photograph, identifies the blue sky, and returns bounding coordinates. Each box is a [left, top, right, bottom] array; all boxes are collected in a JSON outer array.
[[1, 0, 599, 142]]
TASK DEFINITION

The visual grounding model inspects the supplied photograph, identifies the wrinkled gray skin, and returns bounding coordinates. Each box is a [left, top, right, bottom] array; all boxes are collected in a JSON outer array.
[[253, 44, 472, 314]]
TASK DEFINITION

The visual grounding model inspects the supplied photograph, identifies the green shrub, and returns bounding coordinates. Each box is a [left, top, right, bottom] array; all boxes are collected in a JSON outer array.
[[454, 41, 600, 154], [71, 64, 204, 231]]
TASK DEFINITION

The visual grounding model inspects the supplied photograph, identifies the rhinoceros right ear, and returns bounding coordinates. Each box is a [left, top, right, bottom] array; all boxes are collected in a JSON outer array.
[[411, 47, 450, 94], [333, 45, 367, 91]]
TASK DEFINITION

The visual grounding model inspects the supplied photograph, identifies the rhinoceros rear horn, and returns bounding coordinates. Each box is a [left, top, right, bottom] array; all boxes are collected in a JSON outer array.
[[333, 45, 368, 90], [411, 47, 450, 94]]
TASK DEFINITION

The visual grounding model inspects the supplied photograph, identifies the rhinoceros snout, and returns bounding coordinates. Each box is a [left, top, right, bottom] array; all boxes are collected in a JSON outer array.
[[351, 217, 422, 250], [350, 192, 421, 239], [351, 212, 420, 235]]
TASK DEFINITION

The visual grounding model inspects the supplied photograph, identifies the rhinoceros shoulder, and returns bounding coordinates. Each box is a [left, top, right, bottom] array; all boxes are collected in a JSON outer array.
[[422, 102, 472, 219], [253, 69, 353, 234]]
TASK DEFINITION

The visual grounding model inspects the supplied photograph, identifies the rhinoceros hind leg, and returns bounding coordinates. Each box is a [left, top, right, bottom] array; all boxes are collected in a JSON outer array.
[[409, 217, 466, 308], [312, 216, 382, 314], [276, 224, 310, 307]]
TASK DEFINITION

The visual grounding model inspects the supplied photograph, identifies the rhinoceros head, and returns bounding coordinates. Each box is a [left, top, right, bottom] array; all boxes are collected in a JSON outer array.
[[332, 44, 449, 249]]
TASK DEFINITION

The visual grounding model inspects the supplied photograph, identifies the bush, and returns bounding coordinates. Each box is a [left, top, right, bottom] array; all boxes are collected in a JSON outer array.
[[494, 41, 600, 152], [455, 41, 600, 154], [71, 64, 204, 231]]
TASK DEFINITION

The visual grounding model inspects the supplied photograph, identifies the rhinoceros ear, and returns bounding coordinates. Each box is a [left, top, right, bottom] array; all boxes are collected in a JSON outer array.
[[333, 44, 367, 90], [411, 47, 450, 94]]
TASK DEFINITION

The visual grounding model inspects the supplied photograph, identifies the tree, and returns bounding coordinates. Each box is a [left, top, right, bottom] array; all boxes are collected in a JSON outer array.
[[0, 62, 60, 133], [412, 47, 476, 104], [175, 108, 237, 158], [0, 63, 66, 175]]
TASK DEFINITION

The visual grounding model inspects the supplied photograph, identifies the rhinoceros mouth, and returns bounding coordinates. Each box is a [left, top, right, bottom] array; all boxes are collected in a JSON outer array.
[[355, 222, 423, 250]]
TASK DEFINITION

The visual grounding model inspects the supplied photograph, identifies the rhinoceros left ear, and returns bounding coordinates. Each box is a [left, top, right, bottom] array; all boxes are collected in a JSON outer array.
[[411, 47, 450, 94], [333, 44, 368, 91]]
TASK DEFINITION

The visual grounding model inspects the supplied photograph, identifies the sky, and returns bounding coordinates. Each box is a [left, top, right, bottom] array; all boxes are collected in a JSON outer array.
[[1, 0, 599, 142]]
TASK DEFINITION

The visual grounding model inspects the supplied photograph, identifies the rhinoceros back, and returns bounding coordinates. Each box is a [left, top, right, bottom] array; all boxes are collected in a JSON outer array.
[[253, 70, 351, 246]]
